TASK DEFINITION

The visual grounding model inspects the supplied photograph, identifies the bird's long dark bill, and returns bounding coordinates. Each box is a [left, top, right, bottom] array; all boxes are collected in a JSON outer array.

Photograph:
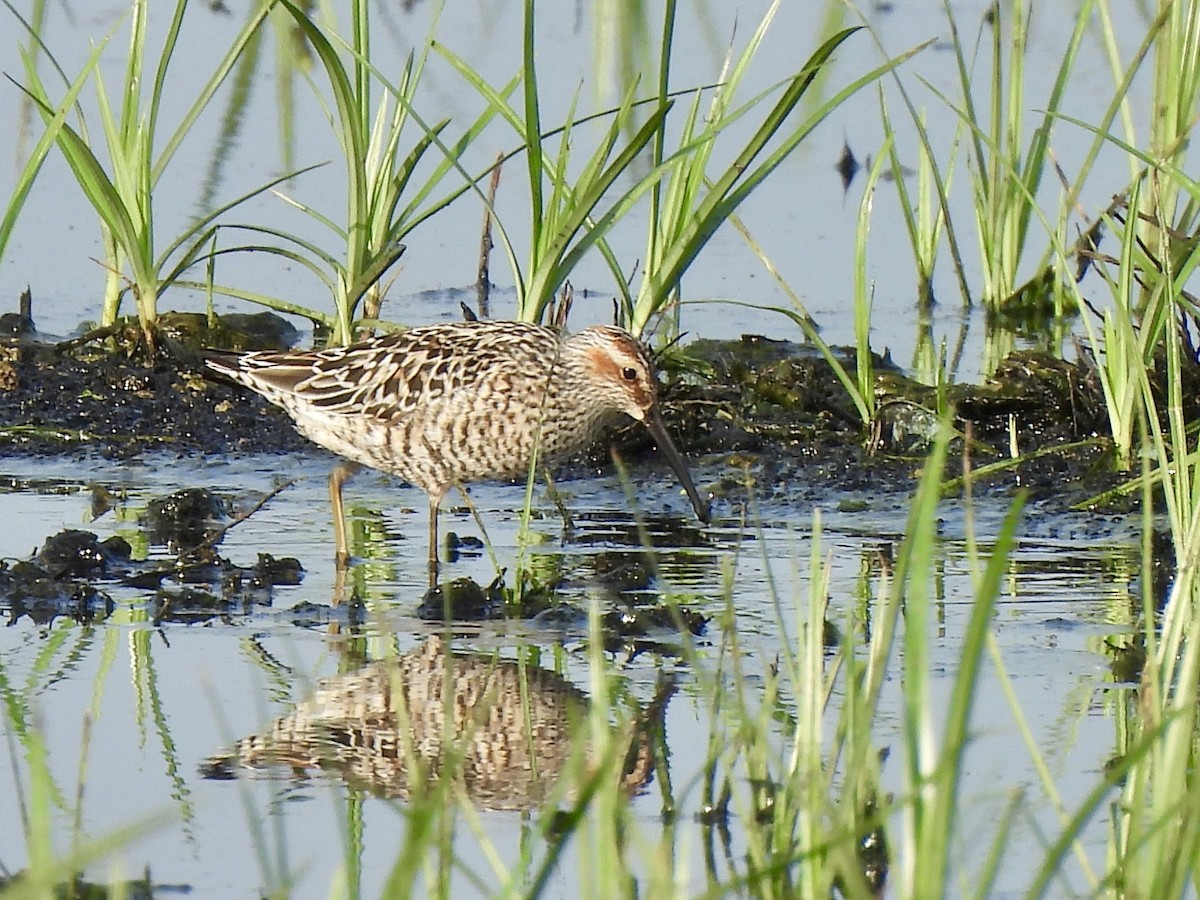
[[645, 411, 711, 524]]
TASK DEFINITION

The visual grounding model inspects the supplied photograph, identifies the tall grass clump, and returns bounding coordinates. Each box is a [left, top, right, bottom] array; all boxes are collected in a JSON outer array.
[[626, 0, 858, 338], [846, 139, 894, 428], [1089, 95, 1200, 883], [691, 26, 921, 434], [879, 94, 963, 311], [934, 0, 1094, 313], [1098, 161, 1200, 894], [624, 4, 927, 339], [219, 0, 503, 345], [1073, 0, 1200, 467], [1062, 3, 1200, 470], [441, 0, 920, 335], [1063, 7, 1200, 857], [1128, 0, 1200, 317], [437, 0, 671, 328], [12, 0, 278, 347], [1076, 178, 1149, 471]]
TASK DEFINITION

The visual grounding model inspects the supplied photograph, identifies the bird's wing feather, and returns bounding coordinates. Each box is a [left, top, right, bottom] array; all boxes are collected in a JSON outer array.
[[209, 322, 560, 426]]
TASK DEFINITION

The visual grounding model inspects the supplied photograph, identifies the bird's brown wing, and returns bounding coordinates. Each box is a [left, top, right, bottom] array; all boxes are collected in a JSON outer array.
[[207, 322, 559, 426]]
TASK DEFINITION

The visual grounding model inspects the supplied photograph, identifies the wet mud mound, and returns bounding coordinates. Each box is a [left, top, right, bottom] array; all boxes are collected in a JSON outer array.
[[0, 487, 304, 629], [2, 317, 1190, 511]]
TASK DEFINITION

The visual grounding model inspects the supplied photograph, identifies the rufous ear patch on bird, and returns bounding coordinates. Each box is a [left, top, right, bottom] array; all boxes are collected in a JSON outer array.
[[585, 345, 654, 414]]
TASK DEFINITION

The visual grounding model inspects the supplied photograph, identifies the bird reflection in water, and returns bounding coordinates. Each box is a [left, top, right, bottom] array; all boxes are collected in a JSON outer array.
[[202, 636, 674, 810]]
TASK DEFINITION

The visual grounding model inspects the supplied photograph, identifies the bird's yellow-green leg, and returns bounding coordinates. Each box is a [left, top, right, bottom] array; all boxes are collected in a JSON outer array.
[[328, 462, 358, 569], [428, 496, 441, 588]]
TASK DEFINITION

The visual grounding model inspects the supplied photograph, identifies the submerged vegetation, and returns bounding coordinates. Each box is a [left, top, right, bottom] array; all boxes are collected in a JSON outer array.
[[4, 0, 1200, 897]]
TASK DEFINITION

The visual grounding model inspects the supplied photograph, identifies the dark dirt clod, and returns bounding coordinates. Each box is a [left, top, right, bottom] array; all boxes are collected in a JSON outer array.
[[36, 529, 115, 579], [1, 525, 305, 628], [602, 603, 708, 638], [102, 535, 133, 560], [0, 555, 114, 626], [589, 551, 654, 593], [146, 487, 229, 551], [417, 575, 505, 620], [154, 586, 234, 626], [253, 553, 305, 587], [444, 532, 486, 562], [599, 601, 710, 659], [0, 312, 34, 337]]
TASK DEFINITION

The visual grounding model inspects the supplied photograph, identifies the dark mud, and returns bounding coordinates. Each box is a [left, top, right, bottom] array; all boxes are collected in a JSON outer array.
[[0, 486, 305, 629], [0, 315, 310, 458], [0, 317, 1157, 513], [669, 335, 1143, 509]]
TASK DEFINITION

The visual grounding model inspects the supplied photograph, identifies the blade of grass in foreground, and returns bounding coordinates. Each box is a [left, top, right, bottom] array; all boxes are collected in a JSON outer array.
[[890, 417, 1025, 895]]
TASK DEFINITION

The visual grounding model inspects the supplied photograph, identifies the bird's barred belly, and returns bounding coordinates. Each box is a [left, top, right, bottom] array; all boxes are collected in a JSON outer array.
[[287, 405, 594, 497]]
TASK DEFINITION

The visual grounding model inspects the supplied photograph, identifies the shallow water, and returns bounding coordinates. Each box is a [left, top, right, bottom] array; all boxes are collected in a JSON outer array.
[[0, 453, 1136, 896]]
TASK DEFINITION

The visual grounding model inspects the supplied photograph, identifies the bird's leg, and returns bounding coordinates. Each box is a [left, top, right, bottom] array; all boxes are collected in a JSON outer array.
[[427, 496, 441, 589], [328, 462, 360, 569]]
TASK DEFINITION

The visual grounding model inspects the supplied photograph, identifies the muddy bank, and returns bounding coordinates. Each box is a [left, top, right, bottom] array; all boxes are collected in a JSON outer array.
[[0, 314, 310, 458], [0, 314, 1178, 510]]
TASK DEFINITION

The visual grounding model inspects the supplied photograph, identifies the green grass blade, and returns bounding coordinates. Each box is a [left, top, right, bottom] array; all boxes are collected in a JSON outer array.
[[636, 33, 928, 330], [152, 0, 276, 184], [15, 84, 142, 274], [0, 45, 102, 264], [521, 0, 544, 242], [174, 278, 336, 326], [222, 223, 345, 272]]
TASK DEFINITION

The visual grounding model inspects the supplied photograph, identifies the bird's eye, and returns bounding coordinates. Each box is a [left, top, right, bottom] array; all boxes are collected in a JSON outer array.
[[621, 366, 638, 381]]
